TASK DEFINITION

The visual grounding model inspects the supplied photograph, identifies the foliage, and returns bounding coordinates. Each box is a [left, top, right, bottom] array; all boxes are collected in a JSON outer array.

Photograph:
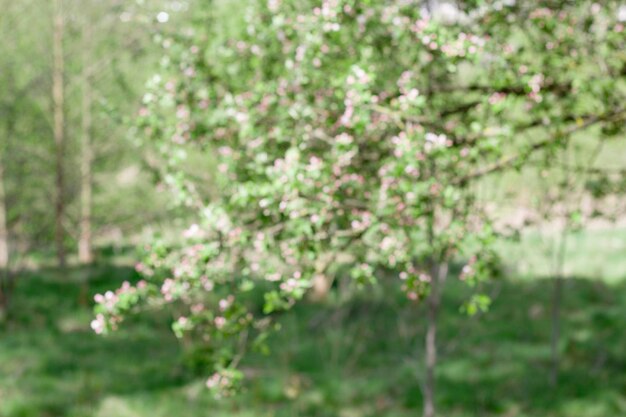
[[95, 0, 626, 392]]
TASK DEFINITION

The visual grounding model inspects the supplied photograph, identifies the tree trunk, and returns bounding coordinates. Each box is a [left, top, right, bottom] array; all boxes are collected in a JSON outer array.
[[550, 230, 568, 386], [0, 161, 7, 273], [77, 21, 94, 307], [550, 274, 563, 386], [0, 156, 15, 324], [79, 22, 93, 265], [0, 158, 10, 322], [550, 146, 575, 387], [423, 261, 448, 417], [53, 0, 66, 268], [308, 252, 342, 302], [310, 273, 333, 301], [0, 92, 14, 320]]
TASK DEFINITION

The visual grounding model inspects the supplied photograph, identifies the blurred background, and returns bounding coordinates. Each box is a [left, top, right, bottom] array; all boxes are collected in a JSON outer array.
[[1, 1, 625, 417]]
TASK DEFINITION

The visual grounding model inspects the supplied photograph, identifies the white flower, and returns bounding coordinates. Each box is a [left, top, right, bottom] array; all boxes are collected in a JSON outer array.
[[90, 314, 106, 334], [619, 5, 626, 22], [425, 132, 448, 150], [183, 223, 200, 238], [156, 12, 169, 23], [267, 0, 280, 13]]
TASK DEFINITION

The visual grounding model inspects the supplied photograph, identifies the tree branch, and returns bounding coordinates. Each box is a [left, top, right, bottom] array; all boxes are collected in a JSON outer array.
[[455, 108, 626, 184]]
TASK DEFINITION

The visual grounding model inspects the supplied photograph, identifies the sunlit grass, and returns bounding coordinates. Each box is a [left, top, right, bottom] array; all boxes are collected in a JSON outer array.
[[1, 231, 625, 417], [498, 227, 626, 283]]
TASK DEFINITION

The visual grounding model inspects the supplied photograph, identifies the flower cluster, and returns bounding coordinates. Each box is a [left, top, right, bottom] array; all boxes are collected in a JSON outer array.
[[91, 280, 146, 334]]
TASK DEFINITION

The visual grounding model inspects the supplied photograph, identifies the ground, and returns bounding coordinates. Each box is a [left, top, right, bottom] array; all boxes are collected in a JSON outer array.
[[1, 231, 625, 417]]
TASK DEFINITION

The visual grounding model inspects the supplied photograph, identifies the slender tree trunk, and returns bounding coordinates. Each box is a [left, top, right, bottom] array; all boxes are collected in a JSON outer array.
[[0, 161, 7, 272], [0, 158, 10, 321], [310, 272, 333, 301], [79, 22, 93, 265], [53, 0, 66, 268], [550, 146, 574, 387], [77, 21, 94, 307], [0, 153, 15, 324], [550, 276, 563, 386], [309, 252, 338, 302], [423, 260, 448, 417], [550, 228, 567, 386], [0, 94, 15, 320]]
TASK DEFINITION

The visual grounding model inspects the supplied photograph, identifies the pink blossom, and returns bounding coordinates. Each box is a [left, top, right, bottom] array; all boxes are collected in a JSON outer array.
[[191, 303, 205, 314], [161, 278, 175, 301], [219, 297, 233, 311], [280, 278, 299, 292], [425, 132, 448, 150], [90, 314, 106, 334], [489, 92, 506, 105], [200, 276, 215, 291], [267, 0, 280, 12], [340, 106, 354, 126], [214, 316, 226, 329], [206, 373, 220, 389]]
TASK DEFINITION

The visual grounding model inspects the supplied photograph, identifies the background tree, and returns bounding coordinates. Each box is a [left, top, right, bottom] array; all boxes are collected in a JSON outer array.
[[78, 14, 94, 265], [0, 0, 54, 317], [52, 0, 67, 267], [0, 0, 183, 314]]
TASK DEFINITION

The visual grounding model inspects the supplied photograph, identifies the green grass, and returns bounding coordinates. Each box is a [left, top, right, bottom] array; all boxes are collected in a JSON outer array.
[[498, 227, 626, 282], [1, 239, 626, 417]]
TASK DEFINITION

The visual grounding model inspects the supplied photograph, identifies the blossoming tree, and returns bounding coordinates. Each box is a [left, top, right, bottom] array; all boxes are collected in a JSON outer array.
[[93, 1, 625, 415]]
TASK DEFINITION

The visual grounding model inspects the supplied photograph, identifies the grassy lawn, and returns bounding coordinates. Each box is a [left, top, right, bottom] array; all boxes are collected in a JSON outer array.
[[1, 234, 626, 417]]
